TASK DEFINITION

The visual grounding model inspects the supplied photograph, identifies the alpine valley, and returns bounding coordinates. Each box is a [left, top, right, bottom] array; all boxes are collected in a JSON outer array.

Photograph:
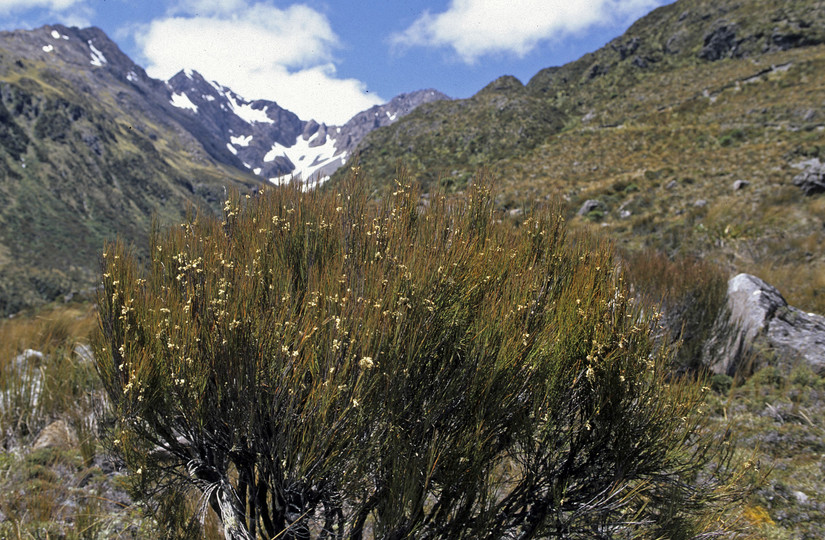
[[2, 0, 825, 537], [0, 24, 447, 315]]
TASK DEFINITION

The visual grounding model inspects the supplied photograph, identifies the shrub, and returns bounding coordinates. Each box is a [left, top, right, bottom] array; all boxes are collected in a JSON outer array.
[[718, 128, 746, 147], [585, 207, 605, 222], [94, 170, 749, 539], [711, 373, 734, 395], [622, 249, 729, 373]]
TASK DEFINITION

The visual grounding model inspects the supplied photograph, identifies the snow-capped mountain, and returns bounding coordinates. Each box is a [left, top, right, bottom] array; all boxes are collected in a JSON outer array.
[[0, 22, 448, 187], [166, 69, 449, 185], [16, 22, 450, 186], [0, 22, 449, 313]]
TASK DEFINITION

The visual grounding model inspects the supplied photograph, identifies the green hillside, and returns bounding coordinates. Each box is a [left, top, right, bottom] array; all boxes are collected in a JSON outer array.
[[0, 28, 261, 316], [342, 0, 825, 313]]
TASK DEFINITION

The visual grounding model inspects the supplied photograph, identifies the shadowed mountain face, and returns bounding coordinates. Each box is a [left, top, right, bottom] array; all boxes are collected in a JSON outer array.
[[339, 0, 825, 315], [0, 24, 448, 315]]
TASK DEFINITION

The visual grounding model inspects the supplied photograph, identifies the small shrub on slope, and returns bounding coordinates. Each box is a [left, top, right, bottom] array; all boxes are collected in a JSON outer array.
[[94, 170, 751, 539]]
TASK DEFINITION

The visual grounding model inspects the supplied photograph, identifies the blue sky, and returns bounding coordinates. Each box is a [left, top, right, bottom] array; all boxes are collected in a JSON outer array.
[[0, 0, 672, 124]]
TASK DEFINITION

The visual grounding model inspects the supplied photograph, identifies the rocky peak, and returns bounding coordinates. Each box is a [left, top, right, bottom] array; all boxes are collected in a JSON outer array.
[[335, 88, 449, 155], [0, 25, 155, 90], [478, 75, 525, 95]]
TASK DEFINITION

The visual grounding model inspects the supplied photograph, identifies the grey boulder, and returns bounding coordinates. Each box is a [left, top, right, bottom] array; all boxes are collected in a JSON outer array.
[[704, 274, 825, 375], [792, 158, 825, 196]]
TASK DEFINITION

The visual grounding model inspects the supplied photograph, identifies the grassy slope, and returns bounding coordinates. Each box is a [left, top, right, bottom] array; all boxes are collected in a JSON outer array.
[[331, 6, 825, 531], [506, 44, 825, 313], [341, 0, 825, 313]]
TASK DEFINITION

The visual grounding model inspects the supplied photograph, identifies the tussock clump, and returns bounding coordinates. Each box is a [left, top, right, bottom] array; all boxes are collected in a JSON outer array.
[[95, 169, 753, 539]]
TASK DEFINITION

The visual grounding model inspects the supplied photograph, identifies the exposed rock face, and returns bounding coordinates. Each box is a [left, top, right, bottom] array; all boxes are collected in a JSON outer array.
[[699, 23, 739, 61], [792, 158, 825, 195], [166, 69, 304, 178], [166, 70, 449, 181], [705, 274, 825, 375]]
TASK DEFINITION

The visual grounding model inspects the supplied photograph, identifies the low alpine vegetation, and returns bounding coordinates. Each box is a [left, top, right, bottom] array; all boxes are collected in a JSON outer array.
[[94, 170, 752, 539]]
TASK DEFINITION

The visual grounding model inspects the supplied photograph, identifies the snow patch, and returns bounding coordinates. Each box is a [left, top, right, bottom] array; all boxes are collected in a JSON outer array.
[[170, 92, 198, 113], [208, 79, 226, 93], [126, 71, 138, 83], [230, 135, 253, 147], [253, 167, 262, 175], [203, 95, 215, 101], [88, 41, 107, 66], [386, 111, 398, 121], [228, 96, 272, 124], [50, 30, 60, 39], [206, 80, 273, 124], [42, 44, 54, 53], [265, 132, 345, 185], [226, 143, 238, 155]]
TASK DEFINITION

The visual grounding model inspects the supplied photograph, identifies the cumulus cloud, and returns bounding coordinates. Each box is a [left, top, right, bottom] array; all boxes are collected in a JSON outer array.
[[391, 0, 662, 63], [136, 2, 383, 125]]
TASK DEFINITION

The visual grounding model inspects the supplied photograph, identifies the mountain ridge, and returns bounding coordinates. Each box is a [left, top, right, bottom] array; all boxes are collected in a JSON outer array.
[[0, 23, 448, 314], [165, 67, 449, 185], [337, 0, 825, 316]]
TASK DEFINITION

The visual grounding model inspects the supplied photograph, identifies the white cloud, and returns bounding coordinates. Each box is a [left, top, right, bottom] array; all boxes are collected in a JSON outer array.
[[136, 2, 383, 125], [55, 8, 92, 28], [0, 0, 81, 12], [170, 0, 248, 16], [0, 0, 92, 28], [391, 0, 663, 63]]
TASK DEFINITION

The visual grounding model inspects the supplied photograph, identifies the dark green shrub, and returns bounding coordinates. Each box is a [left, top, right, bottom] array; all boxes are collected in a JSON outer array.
[[718, 128, 746, 147], [585, 208, 605, 221], [94, 170, 749, 539], [750, 366, 785, 388], [711, 373, 734, 394]]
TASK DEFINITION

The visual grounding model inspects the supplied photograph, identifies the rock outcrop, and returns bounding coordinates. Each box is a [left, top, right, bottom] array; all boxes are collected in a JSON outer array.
[[699, 23, 739, 61], [33, 419, 78, 450], [792, 158, 825, 195], [704, 274, 825, 375], [577, 200, 605, 217]]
